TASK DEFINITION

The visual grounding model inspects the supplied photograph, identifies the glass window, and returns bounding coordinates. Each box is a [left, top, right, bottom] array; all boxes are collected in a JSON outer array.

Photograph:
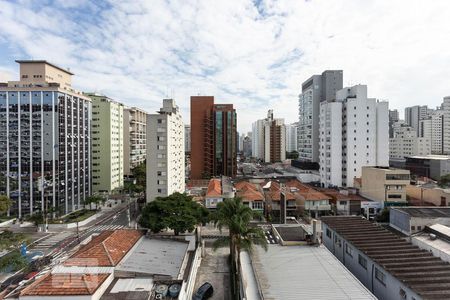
[[358, 254, 367, 269], [375, 267, 386, 285]]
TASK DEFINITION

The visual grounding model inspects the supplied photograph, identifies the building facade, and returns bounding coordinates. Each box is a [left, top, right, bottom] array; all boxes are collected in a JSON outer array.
[[322, 216, 450, 300], [389, 122, 431, 159], [319, 85, 389, 188], [360, 166, 410, 207], [123, 106, 147, 176], [285, 122, 298, 152], [405, 105, 430, 136], [190, 96, 237, 179], [419, 109, 443, 154], [146, 99, 185, 201], [252, 110, 286, 163], [388, 109, 399, 138], [298, 70, 343, 162], [0, 60, 91, 217], [405, 155, 450, 180], [184, 125, 191, 153], [87, 93, 124, 193]]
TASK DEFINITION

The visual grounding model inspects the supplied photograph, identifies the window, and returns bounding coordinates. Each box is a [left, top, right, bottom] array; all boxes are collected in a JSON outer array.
[[358, 254, 367, 269], [375, 267, 386, 285], [326, 228, 331, 238], [345, 244, 353, 257], [399, 288, 407, 299], [411, 226, 416, 231]]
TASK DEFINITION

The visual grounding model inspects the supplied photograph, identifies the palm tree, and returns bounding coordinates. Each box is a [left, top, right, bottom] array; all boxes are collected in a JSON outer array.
[[213, 197, 267, 299]]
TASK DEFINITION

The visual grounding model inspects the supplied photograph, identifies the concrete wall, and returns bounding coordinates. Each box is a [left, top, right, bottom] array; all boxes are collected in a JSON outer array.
[[406, 185, 450, 206]]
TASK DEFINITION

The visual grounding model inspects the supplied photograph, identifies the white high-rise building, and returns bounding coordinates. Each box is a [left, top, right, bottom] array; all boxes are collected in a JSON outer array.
[[419, 109, 444, 154], [319, 85, 389, 188], [285, 122, 298, 152], [252, 119, 265, 158], [146, 99, 185, 202], [390, 122, 431, 159], [442, 96, 450, 154], [252, 110, 286, 163]]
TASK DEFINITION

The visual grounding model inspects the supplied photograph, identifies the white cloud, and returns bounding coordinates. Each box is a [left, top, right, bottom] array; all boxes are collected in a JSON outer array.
[[0, 0, 449, 131]]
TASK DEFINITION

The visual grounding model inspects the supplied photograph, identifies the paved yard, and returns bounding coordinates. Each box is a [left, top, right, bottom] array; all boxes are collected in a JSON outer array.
[[194, 245, 230, 300]]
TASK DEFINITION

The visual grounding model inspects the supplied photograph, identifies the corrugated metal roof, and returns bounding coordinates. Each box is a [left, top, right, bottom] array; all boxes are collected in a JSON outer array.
[[51, 265, 114, 274], [322, 216, 450, 299], [251, 245, 376, 300]]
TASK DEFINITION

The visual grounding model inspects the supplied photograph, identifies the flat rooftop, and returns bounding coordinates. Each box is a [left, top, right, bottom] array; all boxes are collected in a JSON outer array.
[[115, 237, 189, 278], [250, 245, 376, 299], [393, 207, 450, 218], [408, 155, 450, 160], [322, 216, 450, 299]]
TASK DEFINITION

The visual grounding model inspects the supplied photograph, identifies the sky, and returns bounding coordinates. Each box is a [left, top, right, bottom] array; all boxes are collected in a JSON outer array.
[[0, 0, 450, 133]]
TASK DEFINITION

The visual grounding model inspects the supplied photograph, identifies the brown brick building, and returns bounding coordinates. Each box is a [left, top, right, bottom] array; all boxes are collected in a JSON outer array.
[[190, 96, 237, 179]]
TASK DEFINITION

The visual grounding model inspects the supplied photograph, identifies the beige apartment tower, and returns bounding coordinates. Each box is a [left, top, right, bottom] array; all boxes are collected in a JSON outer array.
[[123, 107, 147, 176], [86, 93, 124, 193]]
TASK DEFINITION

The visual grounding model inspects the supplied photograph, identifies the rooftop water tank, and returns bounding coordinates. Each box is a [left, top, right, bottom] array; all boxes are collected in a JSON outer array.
[[169, 284, 181, 297], [155, 284, 168, 297]]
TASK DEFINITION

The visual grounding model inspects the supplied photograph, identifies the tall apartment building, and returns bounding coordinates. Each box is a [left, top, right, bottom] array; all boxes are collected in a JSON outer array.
[[252, 110, 286, 163], [405, 105, 430, 136], [146, 99, 185, 201], [123, 107, 147, 176], [419, 110, 443, 154], [442, 96, 450, 154], [190, 96, 237, 179], [388, 109, 399, 138], [184, 125, 191, 153], [285, 122, 298, 152], [87, 93, 124, 193], [389, 122, 431, 159], [0, 60, 91, 217], [298, 70, 343, 162], [319, 85, 389, 188]]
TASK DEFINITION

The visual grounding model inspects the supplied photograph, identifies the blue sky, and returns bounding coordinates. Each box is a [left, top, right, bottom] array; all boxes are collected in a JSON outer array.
[[1, 0, 450, 132]]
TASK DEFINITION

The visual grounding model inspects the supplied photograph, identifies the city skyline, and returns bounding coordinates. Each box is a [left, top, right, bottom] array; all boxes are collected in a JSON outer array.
[[0, 0, 450, 133]]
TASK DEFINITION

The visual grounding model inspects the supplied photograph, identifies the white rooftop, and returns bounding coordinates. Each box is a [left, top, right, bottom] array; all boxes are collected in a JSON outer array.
[[245, 245, 376, 300]]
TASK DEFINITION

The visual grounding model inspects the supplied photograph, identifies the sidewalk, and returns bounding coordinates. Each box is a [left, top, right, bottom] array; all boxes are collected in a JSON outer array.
[[194, 246, 230, 300]]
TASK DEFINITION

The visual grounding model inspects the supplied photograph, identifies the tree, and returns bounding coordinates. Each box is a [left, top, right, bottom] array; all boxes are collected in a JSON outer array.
[[212, 197, 267, 299], [0, 195, 12, 215], [85, 195, 104, 210], [138, 193, 209, 235], [131, 161, 146, 187], [286, 151, 299, 159], [0, 250, 28, 272], [439, 174, 450, 188]]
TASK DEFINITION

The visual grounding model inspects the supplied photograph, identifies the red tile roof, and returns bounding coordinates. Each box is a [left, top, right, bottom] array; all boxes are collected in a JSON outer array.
[[235, 181, 257, 191], [64, 229, 142, 267], [238, 188, 264, 202], [206, 179, 222, 197], [20, 273, 109, 296]]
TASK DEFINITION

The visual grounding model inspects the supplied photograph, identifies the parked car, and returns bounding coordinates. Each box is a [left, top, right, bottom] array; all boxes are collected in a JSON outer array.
[[192, 282, 214, 300]]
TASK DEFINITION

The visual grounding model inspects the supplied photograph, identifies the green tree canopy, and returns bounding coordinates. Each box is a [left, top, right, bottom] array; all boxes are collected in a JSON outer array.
[[131, 162, 146, 187], [84, 195, 104, 210], [138, 192, 209, 235], [0, 195, 12, 214], [0, 250, 28, 272], [439, 174, 450, 188]]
